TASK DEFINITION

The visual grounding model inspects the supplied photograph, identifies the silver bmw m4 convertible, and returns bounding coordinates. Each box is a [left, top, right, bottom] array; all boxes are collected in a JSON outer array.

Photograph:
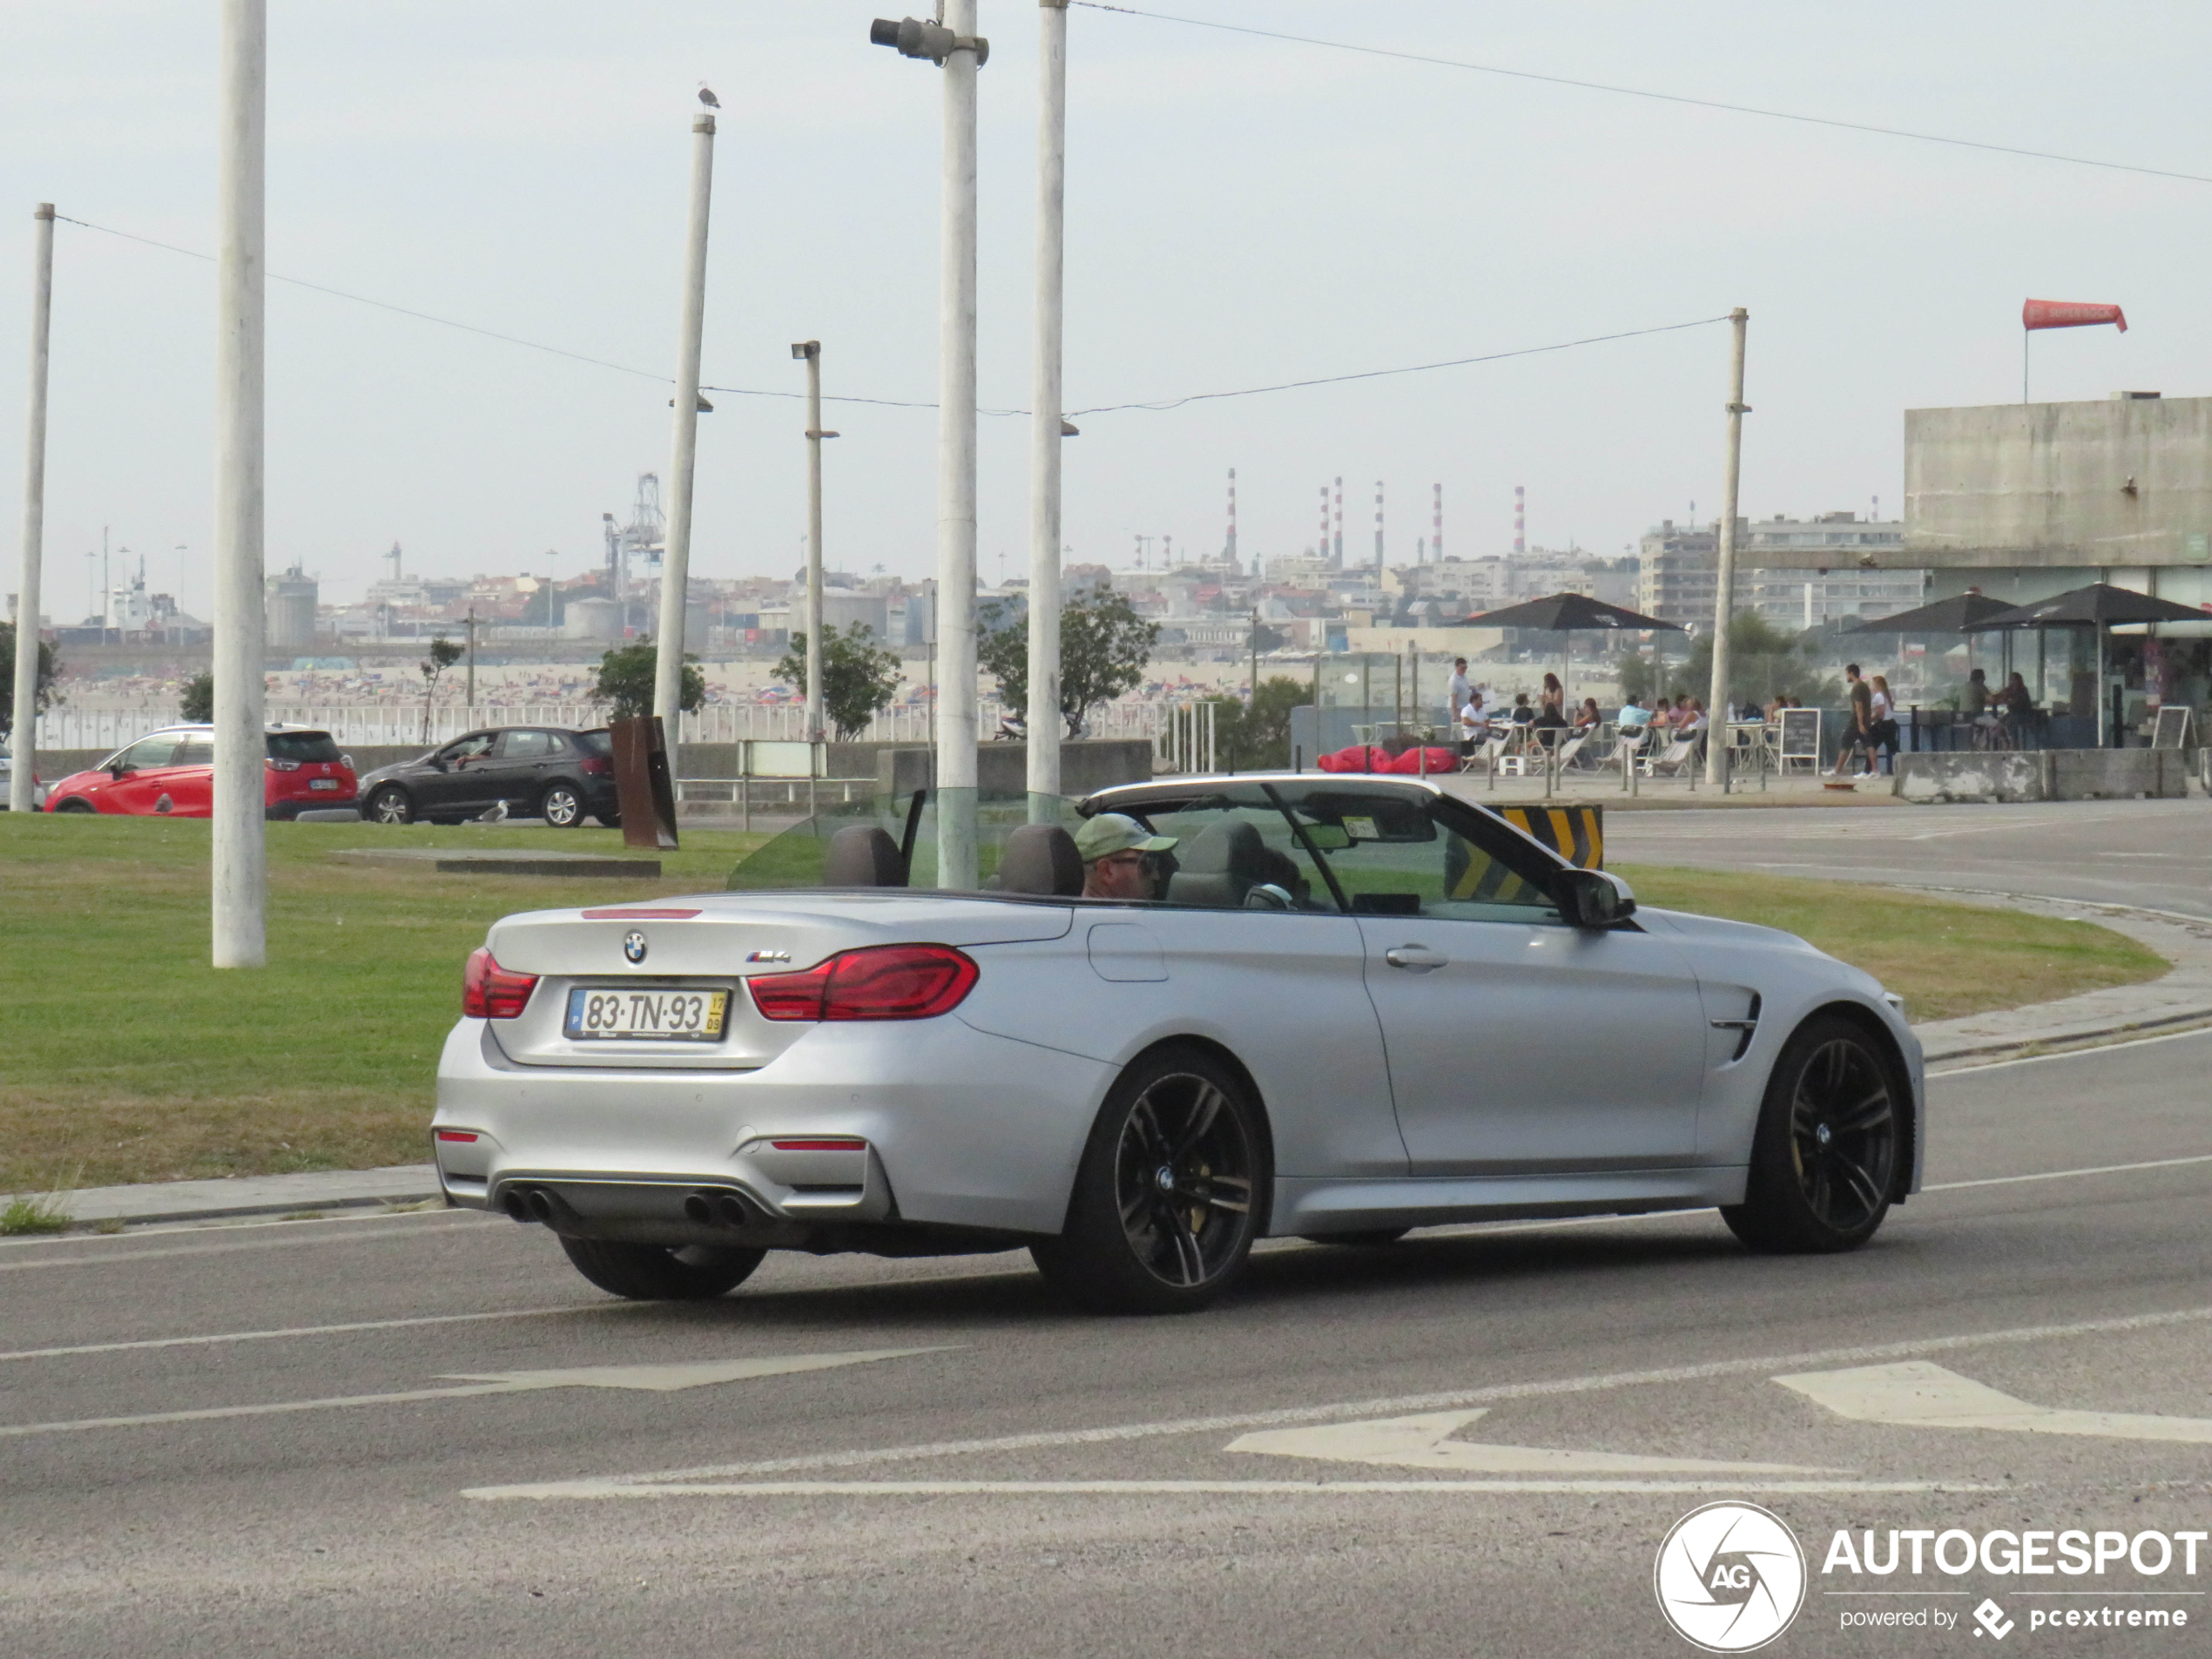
[[433, 774, 1923, 1313]]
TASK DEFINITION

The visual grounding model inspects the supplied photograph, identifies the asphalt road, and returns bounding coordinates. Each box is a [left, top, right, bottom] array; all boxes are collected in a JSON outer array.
[[1607, 797, 2212, 921], [5, 1022, 2210, 1658]]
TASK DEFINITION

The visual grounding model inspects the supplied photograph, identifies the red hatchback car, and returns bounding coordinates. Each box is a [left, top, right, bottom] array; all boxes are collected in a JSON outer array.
[[44, 725, 358, 819]]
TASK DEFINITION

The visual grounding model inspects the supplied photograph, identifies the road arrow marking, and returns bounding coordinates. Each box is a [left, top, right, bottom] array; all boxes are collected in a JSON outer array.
[[0, 1348, 951, 1439], [1776, 1360, 2212, 1444], [1228, 1409, 1841, 1475]]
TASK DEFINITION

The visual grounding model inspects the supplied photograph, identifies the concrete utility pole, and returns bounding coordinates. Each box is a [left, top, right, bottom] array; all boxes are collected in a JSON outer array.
[[792, 340, 832, 745], [211, 0, 267, 968], [9, 204, 54, 813], [1026, 0, 1069, 824], [653, 109, 716, 776], [1704, 307, 1750, 788]]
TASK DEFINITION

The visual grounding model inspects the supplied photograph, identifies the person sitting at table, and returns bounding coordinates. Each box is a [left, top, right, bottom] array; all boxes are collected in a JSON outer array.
[[1572, 698, 1601, 732], [1616, 695, 1653, 732], [1455, 693, 1489, 756], [1508, 692, 1535, 725], [1682, 698, 1710, 735], [1765, 692, 1793, 720], [1995, 671, 2034, 739], [1540, 672, 1565, 720]]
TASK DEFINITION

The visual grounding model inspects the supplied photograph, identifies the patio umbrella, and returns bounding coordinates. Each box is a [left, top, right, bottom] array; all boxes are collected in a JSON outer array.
[[1842, 593, 2017, 635], [1974, 583, 2209, 747], [1453, 592, 1683, 717]]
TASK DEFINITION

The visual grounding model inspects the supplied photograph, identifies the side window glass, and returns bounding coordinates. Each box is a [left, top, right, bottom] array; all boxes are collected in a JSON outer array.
[[1272, 786, 1564, 924], [172, 738, 213, 766], [1115, 789, 1332, 911], [113, 736, 181, 772], [500, 731, 553, 759], [442, 734, 495, 765]]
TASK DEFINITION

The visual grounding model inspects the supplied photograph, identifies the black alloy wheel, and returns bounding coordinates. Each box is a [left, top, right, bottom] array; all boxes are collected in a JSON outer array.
[[54, 798, 95, 813], [539, 783, 584, 828], [366, 785, 414, 826], [556, 1236, 765, 1300], [1032, 1046, 1269, 1313], [1723, 1015, 1902, 1254]]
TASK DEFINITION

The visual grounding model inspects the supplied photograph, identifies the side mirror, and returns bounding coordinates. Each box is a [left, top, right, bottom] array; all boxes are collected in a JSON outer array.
[[1555, 867, 1635, 929], [109, 763, 132, 779], [428, 755, 448, 772]]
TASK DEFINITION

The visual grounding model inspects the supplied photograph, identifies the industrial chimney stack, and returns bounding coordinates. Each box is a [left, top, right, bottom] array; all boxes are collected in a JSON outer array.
[[1224, 468, 1238, 572], [1332, 477, 1343, 565], [1432, 482, 1443, 563], [1514, 484, 1526, 556], [1373, 480, 1385, 570]]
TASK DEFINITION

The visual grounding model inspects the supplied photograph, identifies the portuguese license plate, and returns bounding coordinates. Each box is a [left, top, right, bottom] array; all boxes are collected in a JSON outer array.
[[309, 778, 341, 790], [564, 987, 729, 1042]]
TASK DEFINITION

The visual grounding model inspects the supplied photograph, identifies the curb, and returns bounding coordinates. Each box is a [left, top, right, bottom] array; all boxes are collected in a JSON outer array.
[[3, 1165, 442, 1233]]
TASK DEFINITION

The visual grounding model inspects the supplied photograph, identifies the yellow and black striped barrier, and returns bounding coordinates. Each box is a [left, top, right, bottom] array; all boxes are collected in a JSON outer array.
[[1492, 804, 1603, 869]]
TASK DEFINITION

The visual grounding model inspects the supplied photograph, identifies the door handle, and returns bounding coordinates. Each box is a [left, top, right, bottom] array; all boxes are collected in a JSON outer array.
[[1385, 946, 1448, 971]]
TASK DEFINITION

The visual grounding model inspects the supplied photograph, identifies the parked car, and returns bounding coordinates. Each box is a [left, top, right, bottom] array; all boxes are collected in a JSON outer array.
[[0, 738, 41, 809], [357, 726, 618, 826], [432, 773, 1924, 1314], [43, 725, 355, 818]]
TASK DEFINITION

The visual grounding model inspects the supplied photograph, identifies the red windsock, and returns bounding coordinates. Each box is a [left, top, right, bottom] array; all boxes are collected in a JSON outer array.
[[2023, 299, 2128, 333]]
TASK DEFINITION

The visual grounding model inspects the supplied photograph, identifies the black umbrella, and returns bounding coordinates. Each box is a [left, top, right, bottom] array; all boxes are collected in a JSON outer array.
[[1843, 593, 2016, 635], [1454, 592, 1681, 633], [1975, 584, 2209, 747], [1453, 592, 1683, 717]]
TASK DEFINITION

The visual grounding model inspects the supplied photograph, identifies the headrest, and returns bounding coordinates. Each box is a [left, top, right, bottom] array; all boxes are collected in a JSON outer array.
[[1177, 817, 1264, 878], [997, 823, 1083, 896], [823, 824, 906, 887]]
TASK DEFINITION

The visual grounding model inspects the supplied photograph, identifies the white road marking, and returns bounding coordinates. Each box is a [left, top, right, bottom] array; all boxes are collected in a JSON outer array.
[[1925, 1153, 2212, 1192], [1777, 1360, 2212, 1444], [465, 1302, 2212, 1500], [0, 1305, 599, 1363], [471, 1478, 1968, 1500], [0, 1348, 950, 1440], [1227, 1408, 1837, 1474]]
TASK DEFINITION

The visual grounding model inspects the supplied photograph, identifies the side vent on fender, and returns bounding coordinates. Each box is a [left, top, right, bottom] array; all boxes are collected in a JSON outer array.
[[1710, 992, 1761, 1062]]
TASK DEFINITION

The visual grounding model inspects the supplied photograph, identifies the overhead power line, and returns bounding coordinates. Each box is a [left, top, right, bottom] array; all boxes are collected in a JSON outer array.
[[55, 213, 1721, 421], [1072, 2, 2212, 189]]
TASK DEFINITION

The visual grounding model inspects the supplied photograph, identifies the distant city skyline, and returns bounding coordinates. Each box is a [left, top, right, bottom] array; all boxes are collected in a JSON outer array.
[[5, 1, 2202, 618]]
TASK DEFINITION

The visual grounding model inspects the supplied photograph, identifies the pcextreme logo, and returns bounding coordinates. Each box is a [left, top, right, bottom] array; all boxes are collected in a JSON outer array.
[[1655, 1501, 1809, 1652]]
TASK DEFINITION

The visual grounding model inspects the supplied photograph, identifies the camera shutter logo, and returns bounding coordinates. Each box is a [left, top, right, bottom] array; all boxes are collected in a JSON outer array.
[[1653, 1501, 1807, 1652], [623, 931, 649, 964]]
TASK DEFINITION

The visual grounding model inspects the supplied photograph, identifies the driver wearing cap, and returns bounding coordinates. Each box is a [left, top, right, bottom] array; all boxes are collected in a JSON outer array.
[[1073, 813, 1177, 901]]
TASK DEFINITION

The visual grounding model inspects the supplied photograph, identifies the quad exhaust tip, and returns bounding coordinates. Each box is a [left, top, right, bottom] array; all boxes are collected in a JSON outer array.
[[683, 1189, 755, 1228]]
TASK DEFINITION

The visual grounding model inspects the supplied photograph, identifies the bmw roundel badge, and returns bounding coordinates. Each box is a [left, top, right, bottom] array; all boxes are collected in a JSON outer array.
[[623, 930, 649, 964]]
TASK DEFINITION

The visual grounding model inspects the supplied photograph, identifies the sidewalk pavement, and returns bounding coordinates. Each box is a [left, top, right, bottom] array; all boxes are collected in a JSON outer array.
[[13, 897, 2212, 1233]]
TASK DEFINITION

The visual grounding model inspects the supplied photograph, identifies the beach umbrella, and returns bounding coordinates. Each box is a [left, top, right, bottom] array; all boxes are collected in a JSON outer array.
[[1975, 583, 2208, 746], [1453, 592, 1682, 714], [1843, 593, 2017, 635]]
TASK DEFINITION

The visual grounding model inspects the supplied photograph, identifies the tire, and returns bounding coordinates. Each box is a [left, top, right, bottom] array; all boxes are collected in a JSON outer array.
[[557, 1236, 765, 1301], [365, 785, 414, 826], [1302, 1228, 1411, 1247], [538, 783, 586, 828], [1030, 1045, 1270, 1314], [1722, 1014, 1905, 1255], [596, 812, 622, 829], [54, 798, 95, 813]]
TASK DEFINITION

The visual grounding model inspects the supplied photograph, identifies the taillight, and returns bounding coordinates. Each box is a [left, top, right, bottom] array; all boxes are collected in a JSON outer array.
[[579, 755, 611, 776], [462, 947, 538, 1019], [268, 758, 302, 772], [748, 944, 978, 1022]]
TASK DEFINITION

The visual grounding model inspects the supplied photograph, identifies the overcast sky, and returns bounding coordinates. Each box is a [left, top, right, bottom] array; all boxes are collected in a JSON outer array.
[[5, 1, 2209, 617]]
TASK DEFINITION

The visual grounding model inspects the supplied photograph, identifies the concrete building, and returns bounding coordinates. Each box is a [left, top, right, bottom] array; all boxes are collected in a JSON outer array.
[[1640, 514, 1916, 630], [266, 563, 319, 650]]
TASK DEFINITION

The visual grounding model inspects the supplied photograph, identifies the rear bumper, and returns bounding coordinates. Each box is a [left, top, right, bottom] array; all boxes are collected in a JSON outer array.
[[432, 1015, 1115, 1244], [267, 792, 357, 819]]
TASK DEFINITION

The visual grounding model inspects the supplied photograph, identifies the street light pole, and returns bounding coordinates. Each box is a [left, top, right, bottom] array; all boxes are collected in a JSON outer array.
[[654, 110, 716, 777], [211, 0, 267, 968], [1026, 0, 1069, 824], [793, 340, 828, 746], [9, 204, 54, 813], [1703, 307, 1750, 788]]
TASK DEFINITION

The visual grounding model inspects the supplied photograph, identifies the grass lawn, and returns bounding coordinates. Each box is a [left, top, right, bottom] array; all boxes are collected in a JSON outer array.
[[1614, 863, 2167, 1024], [0, 817, 2168, 1193], [0, 814, 765, 1194]]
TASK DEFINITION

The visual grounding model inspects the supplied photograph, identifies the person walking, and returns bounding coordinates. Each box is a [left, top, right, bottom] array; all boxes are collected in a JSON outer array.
[[1446, 658, 1473, 728], [1869, 674, 1899, 773], [1832, 664, 1876, 778]]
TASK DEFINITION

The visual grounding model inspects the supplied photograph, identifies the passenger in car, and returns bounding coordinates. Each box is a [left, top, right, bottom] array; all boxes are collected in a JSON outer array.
[[1073, 813, 1178, 901]]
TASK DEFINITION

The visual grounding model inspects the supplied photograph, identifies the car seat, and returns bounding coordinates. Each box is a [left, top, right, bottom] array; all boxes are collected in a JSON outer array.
[[823, 824, 906, 887], [1166, 818, 1265, 907], [996, 823, 1083, 896]]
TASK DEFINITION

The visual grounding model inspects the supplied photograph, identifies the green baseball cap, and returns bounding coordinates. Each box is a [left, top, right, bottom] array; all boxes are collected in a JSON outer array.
[[1074, 813, 1177, 862]]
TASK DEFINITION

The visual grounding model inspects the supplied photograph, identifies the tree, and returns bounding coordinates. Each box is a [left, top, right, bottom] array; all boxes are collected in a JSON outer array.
[[1680, 614, 1839, 711], [593, 641, 705, 723], [0, 623, 59, 735], [1205, 675, 1310, 771], [420, 635, 464, 741], [180, 671, 213, 724], [979, 589, 1159, 736], [773, 624, 901, 740]]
